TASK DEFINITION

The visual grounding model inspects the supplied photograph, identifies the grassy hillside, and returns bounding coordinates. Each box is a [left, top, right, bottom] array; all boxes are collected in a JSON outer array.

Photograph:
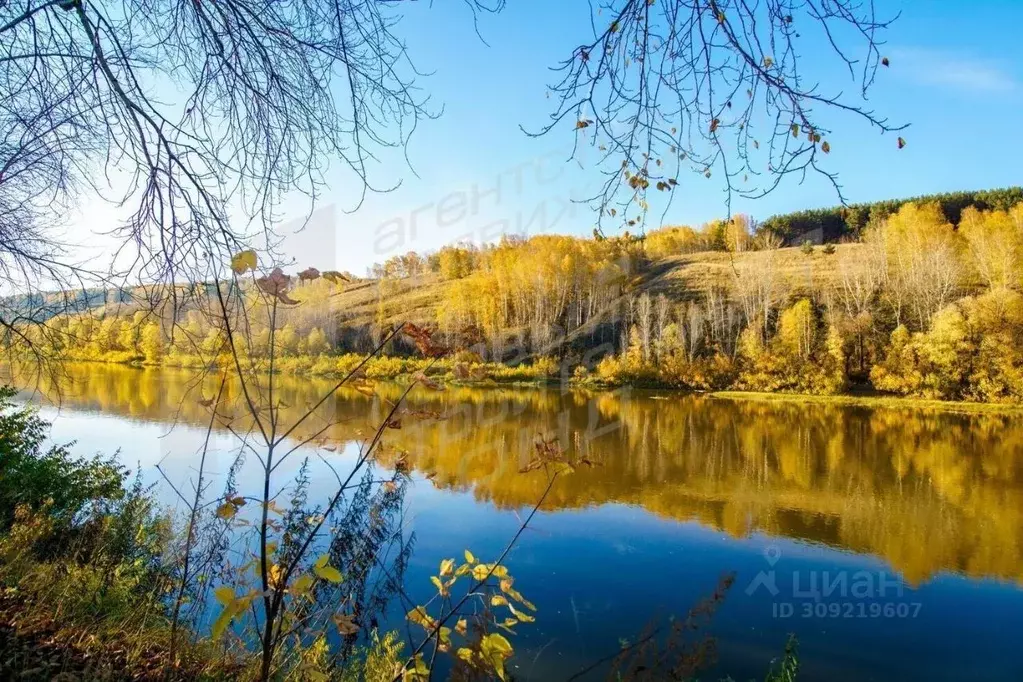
[[186, 243, 867, 358], [76, 244, 863, 332], [278, 244, 867, 330], [637, 243, 865, 299]]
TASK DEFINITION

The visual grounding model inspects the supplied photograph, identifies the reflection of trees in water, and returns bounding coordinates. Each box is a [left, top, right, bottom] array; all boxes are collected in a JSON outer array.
[[13, 363, 1023, 585]]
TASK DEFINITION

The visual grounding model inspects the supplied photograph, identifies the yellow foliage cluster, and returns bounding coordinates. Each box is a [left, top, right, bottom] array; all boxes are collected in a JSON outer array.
[[959, 203, 1023, 289], [405, 551, 535, 681], [436, 235, 632, 349], [871, 288, 1023, 401], [593, 299, 843, 395], [643, 215, 755, 257], [734, 299, 846, 395], [643, 224, 704, 258], [594, 323, 736, 390]]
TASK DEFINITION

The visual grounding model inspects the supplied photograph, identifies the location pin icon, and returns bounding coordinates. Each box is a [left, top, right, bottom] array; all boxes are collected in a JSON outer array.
[[764, 545, 781, 567]]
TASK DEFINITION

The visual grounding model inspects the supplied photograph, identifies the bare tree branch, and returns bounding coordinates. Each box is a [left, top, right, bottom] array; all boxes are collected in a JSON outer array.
[[529, 0, 906, 235]]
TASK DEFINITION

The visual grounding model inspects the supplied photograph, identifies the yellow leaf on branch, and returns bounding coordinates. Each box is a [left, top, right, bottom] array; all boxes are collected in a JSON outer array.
[[230, 250, 257, 274]]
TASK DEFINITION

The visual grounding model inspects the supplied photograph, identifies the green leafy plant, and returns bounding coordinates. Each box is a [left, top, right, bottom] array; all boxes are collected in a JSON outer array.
[[0, 386, 125, 531], [764, 635, 800, 682]]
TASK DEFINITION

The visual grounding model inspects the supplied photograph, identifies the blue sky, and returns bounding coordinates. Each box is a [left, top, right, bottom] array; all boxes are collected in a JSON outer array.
[[70, 1, 1023, 275]]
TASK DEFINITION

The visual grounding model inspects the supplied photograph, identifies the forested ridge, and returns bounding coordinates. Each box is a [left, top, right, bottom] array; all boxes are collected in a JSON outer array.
[[9, 191, 1023, 403], [759, 186, 1023, 242]]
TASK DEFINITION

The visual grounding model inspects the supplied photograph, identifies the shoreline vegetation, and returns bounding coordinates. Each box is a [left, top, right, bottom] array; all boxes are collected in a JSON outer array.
[[17, 356, 1023, 416]]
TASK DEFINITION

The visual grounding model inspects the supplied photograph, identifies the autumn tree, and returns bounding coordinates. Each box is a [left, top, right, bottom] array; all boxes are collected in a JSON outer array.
[[872, 288, 1023, 401], [832, 243, 881, 371], [636, 293, 654, 360], [723, 215, 755, 253], [959, 204, 1023, 290], [436, 235, 627, 355], [776, 299, 815, 362], [644, 225, 702, 258], [140, 321, 164, 364], [434, 245, 479, 280], [92, 317, 122, 354], [306, 327, 330, 356], [277, 324, 300, 357], [731, 247, 781, 343], [867, 202, 963, 329], [738, 298, 845, 394]]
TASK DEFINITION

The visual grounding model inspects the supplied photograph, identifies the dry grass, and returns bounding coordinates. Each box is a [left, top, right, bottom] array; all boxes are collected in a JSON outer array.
[[0, 590, 243, 681], [640, 243, 868, 301]]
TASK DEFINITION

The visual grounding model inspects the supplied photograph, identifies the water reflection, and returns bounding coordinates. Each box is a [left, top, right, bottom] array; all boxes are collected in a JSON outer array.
[[11, 363, 1023, 587]]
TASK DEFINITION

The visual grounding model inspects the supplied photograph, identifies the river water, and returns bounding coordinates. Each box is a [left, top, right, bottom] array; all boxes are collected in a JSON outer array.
[[8, 364, 1023, 681]]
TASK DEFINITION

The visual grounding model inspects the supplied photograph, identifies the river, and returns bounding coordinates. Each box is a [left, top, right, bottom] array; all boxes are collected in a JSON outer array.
[[7, 364, 1023, 681]]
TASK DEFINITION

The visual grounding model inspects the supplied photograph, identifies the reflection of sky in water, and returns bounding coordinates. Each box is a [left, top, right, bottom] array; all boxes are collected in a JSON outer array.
[[24, 400, 1023, 682]]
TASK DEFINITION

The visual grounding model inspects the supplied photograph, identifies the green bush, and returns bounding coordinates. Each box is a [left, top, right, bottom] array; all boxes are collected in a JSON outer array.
[[0, 386, 125, 531]]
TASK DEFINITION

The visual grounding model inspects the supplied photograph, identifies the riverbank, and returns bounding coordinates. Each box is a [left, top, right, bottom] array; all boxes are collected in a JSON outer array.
[[707, 390, 1023, 414], [10, 355, 1023, 414], [0, 591, 239, 681]]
